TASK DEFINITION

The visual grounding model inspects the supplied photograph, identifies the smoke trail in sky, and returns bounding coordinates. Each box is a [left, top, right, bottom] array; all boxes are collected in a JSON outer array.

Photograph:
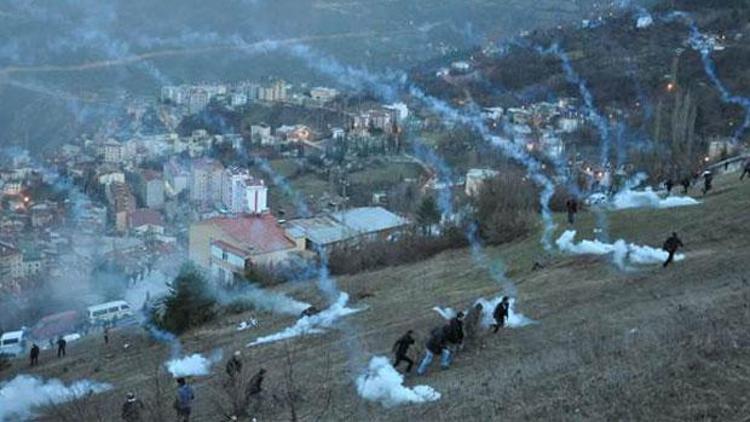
[[539, 44, 611, 168]]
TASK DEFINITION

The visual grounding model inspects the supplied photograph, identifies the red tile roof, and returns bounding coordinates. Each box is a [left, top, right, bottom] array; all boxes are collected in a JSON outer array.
[[201, 213, 293, 255]]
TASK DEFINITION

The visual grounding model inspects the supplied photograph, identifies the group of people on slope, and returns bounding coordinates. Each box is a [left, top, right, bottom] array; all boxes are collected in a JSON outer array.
[[391, 297, 510, 376]]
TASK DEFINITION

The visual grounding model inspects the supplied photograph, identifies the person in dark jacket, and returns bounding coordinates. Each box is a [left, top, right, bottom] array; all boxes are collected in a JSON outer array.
[[492, 297, 510, 333], [665, 179, 674, 195], [741, 160, 750, 181], [702, 171, 713, 196], [662, 232, 684, 268], [29, 343, 40, 366], [104, 326, 110, 345], [56, 337, 66, 358], [392, 330, 415, 373], [121, 392, 144, 422], [416, 327, 450, 375], [680, 176, 691, 194], [246, 368, 266, 397], [443, 312, 465, 347], [565, 197, 579, 225], [226, 351, 243, 379], [174, 377, 195, 422]]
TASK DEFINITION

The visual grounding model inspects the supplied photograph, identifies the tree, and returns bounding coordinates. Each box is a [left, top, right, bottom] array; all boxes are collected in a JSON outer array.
[[416, 196, 441, 235], [156, 264, 217, 334]]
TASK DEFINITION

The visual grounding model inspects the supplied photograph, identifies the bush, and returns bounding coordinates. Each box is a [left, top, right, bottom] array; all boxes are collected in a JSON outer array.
[[472, 171, 538, 245], [155, 264, 217, 334], [327, 226, 468, 275]]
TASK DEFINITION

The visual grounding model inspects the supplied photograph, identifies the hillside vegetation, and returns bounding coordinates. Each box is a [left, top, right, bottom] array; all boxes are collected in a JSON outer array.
[[2, 173, 748, 421]]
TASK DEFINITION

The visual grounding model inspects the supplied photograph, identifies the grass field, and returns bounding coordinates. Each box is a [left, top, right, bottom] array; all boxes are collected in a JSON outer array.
[[3, 173, 750, 421]]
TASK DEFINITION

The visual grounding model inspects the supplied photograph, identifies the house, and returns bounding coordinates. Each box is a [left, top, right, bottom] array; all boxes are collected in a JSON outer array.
[[128, 209, 165, 235], [0, 240, 23, 281], [222, 168, 268, 214], [163, 158, 190, 196], [285, 206, 409, 252], [250, 124, 274, 145], [140, 170, 165, 209], [103, 138, 125, 163], [189, 158, 224, 205], [189, 214, 297, 284], [465, 168, 500, 197], [310, 87, 339, 102], [106, 182, 137, 233], [276, 125, 313, 143]]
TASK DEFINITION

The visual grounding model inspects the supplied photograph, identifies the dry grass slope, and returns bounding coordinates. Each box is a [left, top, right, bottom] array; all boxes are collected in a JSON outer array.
[[3, 174, 749, 421]]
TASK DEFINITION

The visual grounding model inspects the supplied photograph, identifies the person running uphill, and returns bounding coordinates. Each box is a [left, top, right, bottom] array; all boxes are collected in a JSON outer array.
[[492, 297, 510, 333], [417, 327, 450, 375], [392, 330, 415, 373], [662, 232, 684, 268]]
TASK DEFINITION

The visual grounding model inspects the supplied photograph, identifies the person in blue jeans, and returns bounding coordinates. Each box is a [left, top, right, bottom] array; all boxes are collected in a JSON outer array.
[[174, 377, 195, 421], [417, 327, 450, 375]]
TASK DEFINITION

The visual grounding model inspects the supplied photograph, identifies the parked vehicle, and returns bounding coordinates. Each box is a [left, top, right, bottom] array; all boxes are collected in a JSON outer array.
[[86, 300, 133, 325], [0, 329, 27, 357]]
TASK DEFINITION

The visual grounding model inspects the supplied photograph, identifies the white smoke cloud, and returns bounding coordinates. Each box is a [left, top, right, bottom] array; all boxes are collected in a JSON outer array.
[[356, 356, 441, 407], [124, 269, 171, 311], [557, 230, 685, 268], [166, 350, 223, 378], [0, 375, 112, 421], [476, 296, 536, 328], [556, 230, 615, 255], [214, 283, 311, 316], [433, 296, 536, 328], [611, 188, 699, 210], [246, 292, 364, 347]]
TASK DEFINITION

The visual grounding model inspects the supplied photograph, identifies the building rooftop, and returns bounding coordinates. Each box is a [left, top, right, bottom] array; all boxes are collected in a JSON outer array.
[[286, 207, 409, 246], [199, 213, 294, 255]]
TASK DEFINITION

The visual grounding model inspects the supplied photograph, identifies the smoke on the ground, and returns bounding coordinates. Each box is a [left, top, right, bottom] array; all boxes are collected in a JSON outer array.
[[433, 296, 536, 328], [356, 356, 440, 407], [165, 349, 223, 378], [557, 230, 685, 269], [0, 375, 112, 421], [246, 292, 364, 347]]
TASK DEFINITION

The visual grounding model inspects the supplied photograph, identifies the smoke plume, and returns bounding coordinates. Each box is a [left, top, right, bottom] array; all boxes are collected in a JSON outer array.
[[165, 349, 223, 378], [557, 230, 685, 269], [246, 292, 364, 347], [0, 375, 112, 421], [356, 356, 441, 407]]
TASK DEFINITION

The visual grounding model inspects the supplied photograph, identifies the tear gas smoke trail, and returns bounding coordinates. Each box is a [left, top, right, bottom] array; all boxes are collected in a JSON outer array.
[[213, 282, 312, 316], [658, 11, 750, 142], [356, 356, 441, 407], [433, 296, 536, 328], [540, 44, 611, 168], [165, 349, 224, 378], [246, 292, 365, 347], [410, 142, 454, 220], [556, 230, 685, 269], [0, 375, 112, 421], [609, 173, 700, 210]]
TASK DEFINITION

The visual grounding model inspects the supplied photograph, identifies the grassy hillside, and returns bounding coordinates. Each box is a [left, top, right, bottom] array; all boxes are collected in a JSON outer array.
[[3, 173, 750, 421]]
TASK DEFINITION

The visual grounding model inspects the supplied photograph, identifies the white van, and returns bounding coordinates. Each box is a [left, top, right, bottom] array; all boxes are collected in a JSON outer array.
[[0, 330, 27, 357], [86, 300, 134, 325]]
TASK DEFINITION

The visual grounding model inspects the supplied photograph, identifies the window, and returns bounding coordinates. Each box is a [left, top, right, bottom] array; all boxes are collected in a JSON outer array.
[[120, 305, 130, 310], [3, 338, 19, 345]]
